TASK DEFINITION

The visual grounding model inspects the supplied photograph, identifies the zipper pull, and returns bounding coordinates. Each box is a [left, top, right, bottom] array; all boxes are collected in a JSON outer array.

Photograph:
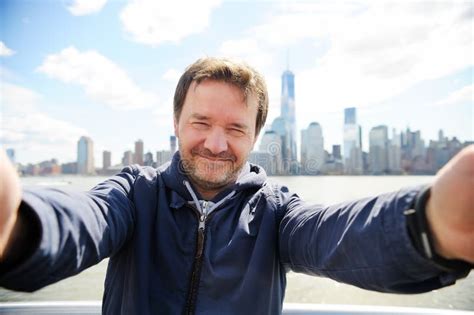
[[202, 200, 209, 215], [196, 214, 206, 258], [198, 214, 206, 230]]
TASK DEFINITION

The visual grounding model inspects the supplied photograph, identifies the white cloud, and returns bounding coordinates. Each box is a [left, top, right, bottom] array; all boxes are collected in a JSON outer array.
[[0, 41, 15, 57], [435, 84, 473, 107], [162, 68, 182, 83], [67, 0, 108, 16], [218, 1, 473, 123], [0, 83, 88, 163], [36, 46, 158, 110], [219, 38, 275, 69], [119, 0, 221, 46]]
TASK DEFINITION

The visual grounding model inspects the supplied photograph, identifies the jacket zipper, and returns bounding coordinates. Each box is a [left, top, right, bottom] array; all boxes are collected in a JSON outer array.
[[184, 201, 209, 315]]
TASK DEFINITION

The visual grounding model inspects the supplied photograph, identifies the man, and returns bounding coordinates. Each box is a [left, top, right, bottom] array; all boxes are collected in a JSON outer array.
[[0, 57, 472, 315]]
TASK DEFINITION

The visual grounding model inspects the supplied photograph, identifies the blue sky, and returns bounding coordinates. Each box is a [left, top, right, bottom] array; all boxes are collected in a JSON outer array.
[[1, 0, 472, 166]]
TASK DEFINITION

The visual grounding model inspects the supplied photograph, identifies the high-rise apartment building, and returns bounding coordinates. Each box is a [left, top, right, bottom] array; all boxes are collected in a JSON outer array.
[[77, 136, 94, 175], [134, 139, 144, 166], [103, 151, 111, 170]]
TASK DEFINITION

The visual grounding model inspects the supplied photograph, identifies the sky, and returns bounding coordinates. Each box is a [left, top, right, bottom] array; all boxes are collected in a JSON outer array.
[[0, 0, 473, 167]]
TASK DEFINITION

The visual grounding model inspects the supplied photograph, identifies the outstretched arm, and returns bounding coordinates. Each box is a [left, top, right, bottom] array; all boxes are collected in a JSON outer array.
[[0, 150, 23, 261], [278, 146, 472, 293], [0, 150, 138, 291], [426, 145, 474, 263]]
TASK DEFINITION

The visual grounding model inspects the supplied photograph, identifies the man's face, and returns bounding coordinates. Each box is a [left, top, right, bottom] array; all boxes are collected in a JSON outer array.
[[174, 80, 258, 192]]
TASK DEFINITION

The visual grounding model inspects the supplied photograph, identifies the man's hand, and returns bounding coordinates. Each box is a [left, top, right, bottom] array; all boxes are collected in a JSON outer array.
[[0, 150, 22, 260], [426, 145, 474, 264]]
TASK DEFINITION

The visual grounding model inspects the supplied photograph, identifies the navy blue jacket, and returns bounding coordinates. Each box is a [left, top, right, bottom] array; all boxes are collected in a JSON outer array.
[[0, 152, 464, 314]]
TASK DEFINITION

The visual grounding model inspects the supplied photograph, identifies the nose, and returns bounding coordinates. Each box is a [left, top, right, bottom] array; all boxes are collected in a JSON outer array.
[[203, 127, 228, 155]]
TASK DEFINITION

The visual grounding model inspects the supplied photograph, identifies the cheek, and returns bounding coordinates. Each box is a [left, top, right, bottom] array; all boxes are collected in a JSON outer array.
[[230, 138, 254, 160], [180, 128, 204, 148]]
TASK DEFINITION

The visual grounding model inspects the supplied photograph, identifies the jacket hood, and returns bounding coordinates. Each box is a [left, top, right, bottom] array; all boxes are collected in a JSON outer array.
[[159, 151, 267, 203]]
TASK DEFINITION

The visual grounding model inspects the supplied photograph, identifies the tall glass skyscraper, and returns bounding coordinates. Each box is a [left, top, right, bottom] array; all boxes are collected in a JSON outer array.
[[77, 136, 94, 175], [280, 70, 298, 174], [343, 107, 363, 174], [344, 107, 356, 125]]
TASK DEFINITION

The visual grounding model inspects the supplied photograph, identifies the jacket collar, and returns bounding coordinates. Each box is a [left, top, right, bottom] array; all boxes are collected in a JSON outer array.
[[159, 151, 267, 207]]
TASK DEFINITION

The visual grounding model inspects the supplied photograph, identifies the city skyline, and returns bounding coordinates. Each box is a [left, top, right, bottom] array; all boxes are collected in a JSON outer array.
[[1, 1, 472, 166]]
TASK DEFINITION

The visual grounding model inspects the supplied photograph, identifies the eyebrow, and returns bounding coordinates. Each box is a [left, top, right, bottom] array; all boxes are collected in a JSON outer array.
[[190, 113, 249, 130], [190, 113, 210, 120]]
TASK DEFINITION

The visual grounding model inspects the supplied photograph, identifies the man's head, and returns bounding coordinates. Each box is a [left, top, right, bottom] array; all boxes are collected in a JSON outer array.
[[173, 57, 269, 197]]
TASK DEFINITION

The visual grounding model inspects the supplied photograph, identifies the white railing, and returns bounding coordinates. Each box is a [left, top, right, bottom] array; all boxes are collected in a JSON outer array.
[[0, 302, 472, 314]]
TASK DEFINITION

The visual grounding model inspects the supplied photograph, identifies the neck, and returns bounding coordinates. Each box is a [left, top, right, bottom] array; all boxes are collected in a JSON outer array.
[[196, 188, 220, 201]]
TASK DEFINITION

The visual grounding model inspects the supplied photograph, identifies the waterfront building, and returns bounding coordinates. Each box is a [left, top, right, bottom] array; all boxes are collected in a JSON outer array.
[[388, 129, 402, 174], [248, 151, 273, 175], [134, 139, 144, 166], [301, 122, 325, 175], [144, 151, 154, 167], [343, 107, 363, 175], [280, 69, 298, 174], [103, 151, 111, 170], [332, 145, 342, 161], [77, 136, 94, 175], [6, 148, 15, 164], [156, 150, 172, 167], [271, 117, 290, 174], [170, 135, 177, 153], [369, 125, 389, 174], [61, 162, 77, 174], [258, 130, 283, 175], [122, 150, 134, 166], [344, 108, 356, 125]]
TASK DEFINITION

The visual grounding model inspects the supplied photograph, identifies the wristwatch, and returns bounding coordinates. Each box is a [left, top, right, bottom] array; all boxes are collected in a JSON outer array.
[[404, 186, 473, 272]]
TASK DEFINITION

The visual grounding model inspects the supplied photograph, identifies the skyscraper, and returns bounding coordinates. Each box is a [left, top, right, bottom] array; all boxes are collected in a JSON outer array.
[[280, 69, 298, 174], [122, 150, 134, 166], [6, 148, 15, 164], [134, 139, 144, 166], [344, 108, 356, 125], [388, 128, 402, 174], [144, 151, 154, 166], [77, 136, 94, 175], [103, 151, 111, 170], [369, 125, 389, 174], [343, 107, 363, 174], [301, 122, 325, 174], [258, 130, 283, 175], [170, 135, 177, 154]]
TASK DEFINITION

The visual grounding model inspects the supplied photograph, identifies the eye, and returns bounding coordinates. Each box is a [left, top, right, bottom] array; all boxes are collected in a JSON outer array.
[[192, 122, 209, 130], [228, 128, 245, 136]]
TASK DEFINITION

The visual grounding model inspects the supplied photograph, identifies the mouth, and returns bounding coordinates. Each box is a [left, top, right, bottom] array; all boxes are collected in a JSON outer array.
[[197, 154, 231, 162]]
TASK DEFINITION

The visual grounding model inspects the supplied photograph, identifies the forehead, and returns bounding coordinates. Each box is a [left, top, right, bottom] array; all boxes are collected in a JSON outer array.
[[181, 80, 258, 125]]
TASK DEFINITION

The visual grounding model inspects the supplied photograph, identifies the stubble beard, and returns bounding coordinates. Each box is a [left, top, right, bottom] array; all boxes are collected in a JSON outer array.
[[180, 145, 246, 191]]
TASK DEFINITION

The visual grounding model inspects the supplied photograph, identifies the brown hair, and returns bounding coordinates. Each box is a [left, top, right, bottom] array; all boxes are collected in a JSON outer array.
[[173, 57, 269, 136]]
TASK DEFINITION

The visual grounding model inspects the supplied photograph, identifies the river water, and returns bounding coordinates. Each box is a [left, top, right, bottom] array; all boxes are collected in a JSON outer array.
[[0, 175, 472, 311]]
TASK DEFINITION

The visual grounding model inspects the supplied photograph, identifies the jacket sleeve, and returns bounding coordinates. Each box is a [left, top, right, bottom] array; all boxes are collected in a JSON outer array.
[[0, 166, 139, 292], [277, 184, 470, 294]]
